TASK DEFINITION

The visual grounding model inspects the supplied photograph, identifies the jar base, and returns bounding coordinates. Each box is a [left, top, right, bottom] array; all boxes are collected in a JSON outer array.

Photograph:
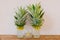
[[33, 35, 40, 38], [17, 35, 24, 38]]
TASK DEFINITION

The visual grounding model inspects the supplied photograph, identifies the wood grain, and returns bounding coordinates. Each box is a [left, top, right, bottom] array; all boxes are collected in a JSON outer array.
[[0, 35, 60, 40]]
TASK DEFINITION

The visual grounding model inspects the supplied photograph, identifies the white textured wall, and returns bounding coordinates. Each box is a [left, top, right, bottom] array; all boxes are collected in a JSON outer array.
[[0, 0, 60, 35]]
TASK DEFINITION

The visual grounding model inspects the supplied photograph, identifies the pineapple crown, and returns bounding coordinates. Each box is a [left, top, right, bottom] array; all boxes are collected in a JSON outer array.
[[14, 7, 27, 27], [27, 3, 44, 27]]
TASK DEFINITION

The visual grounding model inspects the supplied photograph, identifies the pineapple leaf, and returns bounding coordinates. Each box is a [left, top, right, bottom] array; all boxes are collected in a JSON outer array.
[[39, 9, 43, 15], [14, 16, 18, 20], [40, 12, 44, 18], [32, 4, 35, 11]]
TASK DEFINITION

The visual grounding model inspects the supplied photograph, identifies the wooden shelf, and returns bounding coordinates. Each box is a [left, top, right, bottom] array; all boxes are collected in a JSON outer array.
[[0, 35, 60, 40]]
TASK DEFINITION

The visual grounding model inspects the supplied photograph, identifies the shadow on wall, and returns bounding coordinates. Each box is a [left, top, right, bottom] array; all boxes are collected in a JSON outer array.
[[40, 13, 54, 34]]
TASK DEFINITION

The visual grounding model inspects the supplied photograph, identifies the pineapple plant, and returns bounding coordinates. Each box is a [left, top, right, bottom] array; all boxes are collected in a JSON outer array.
[[27, 3, 44, 38], [14, 7, 27, 38]]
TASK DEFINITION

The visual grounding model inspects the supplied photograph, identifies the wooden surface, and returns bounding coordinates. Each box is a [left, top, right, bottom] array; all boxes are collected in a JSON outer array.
[[0, 35, 60, 40]]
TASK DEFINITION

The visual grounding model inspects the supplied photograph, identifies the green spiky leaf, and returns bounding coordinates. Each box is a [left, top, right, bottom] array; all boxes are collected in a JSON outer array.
[[14, 7, 27, 27], [14, 16, 18, 20], [40, 12, 44, 18], [27, 3, 44, 27]]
